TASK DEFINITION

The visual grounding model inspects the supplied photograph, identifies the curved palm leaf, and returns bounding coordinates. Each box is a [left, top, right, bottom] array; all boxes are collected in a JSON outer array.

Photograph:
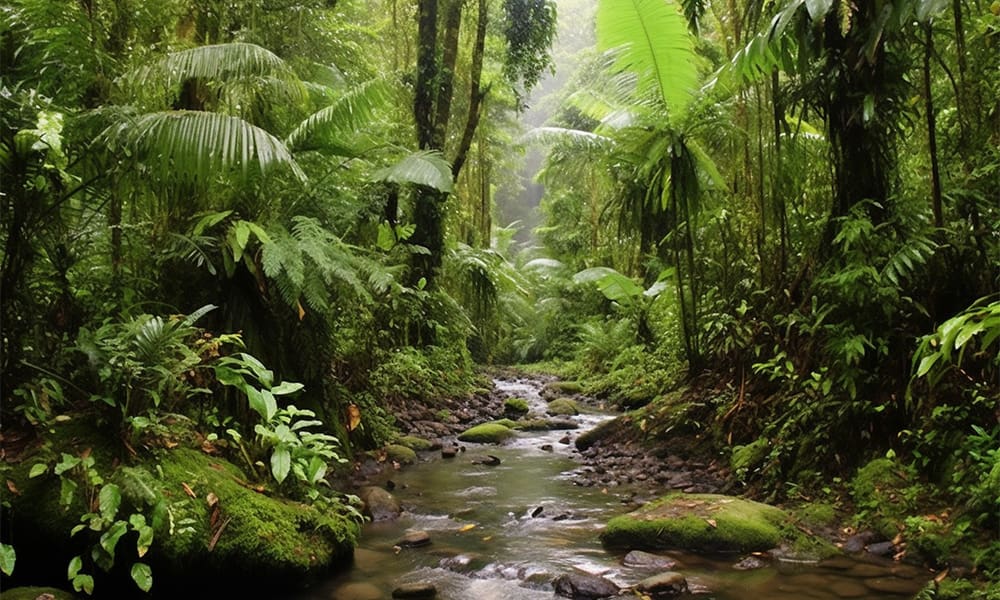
[[596, 0, 699, 119], [372, 150, 454, 193], [521, 126, 612, 151], [104, 110, 306, 183], [133, 42, 297, 90], [285, 78, 390, 151]]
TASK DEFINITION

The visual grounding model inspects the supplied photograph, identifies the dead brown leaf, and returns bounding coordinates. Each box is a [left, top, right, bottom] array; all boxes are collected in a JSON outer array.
[[182, 482, 196, 498], [705, 519, 718, 528], [6, 480, 20, 496], [346, 404, 362, 432]]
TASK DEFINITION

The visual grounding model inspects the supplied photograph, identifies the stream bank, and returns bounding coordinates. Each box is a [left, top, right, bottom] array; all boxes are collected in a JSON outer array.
[[312, 373, 935, 600]]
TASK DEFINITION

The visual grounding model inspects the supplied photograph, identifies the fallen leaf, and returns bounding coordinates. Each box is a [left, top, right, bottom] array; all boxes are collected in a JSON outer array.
[[458, 524, 476, 532], [934, 569, 949, 583], [482, 536, 493, 542], [705, 519, 718, 528], [6, 480, 20, 496], [182, 482, 196, 498], [164, 440, 178, 449], [297, 301, 306, 321], [207, 492, 219, 507], [81, 447, 92, 459]]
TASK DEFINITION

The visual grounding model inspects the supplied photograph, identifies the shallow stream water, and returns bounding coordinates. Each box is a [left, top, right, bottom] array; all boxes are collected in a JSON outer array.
[[286, 378, 932, 600]]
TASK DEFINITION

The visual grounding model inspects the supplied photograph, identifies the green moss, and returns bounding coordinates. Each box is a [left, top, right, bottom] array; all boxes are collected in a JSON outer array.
[[575, 418, 618, 451], [792, 502, 837, 529], [394, 436, 435, 452], [515, 418, 552, 431], [850, 457, 920, 538], [601, 493, 829, 554], [549, 381, 584, 394], [488, 418, 519, 429], [457, 423, 515, 444], [384, 444, 418, 465], [1, 587, 79, 600], [546, 398, 579, 416], [503, 397, 530, 415], [731, 438, 770, 476], [7, 420, 359, 591]]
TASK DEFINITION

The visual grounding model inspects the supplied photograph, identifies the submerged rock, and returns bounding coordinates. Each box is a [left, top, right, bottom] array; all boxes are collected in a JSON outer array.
[[397, 530, 432, 548], [359, 486, 402, 522], [547, 398, 579, 416], [622, 549, 678, 570], [391, 582, 437, 598], [635, 571, 688, 598], [332, 582, 383, 600], [553, 572, 620, 599], [601, 493, 835, 555]]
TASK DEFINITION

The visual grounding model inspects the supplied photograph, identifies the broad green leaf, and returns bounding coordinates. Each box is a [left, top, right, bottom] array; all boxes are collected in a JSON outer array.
[[72, 574, 94, 595], [131, 562, 153, 592], [68, 555, 83, 579], [29, 462, 48, 478], [372, 151, 454, 193], [60, 477, 79, 508], [915, 353, 940, 378], [598, 0, 699, 119], [270, 381, 305, 396], [100, 520, 129, 559], [0, 543, 15, 576], [285, 78, 389, 151], [245, 387, 268, 420], [191, 210, 233, 236], [262, 389, 278, 422], [271, 446, 291, 484], [98, 484, 122, 521], [55, 453, 81, 475]]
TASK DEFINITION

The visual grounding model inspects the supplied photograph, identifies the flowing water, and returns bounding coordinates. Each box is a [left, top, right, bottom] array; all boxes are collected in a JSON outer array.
[[286, 378, 932, 600]]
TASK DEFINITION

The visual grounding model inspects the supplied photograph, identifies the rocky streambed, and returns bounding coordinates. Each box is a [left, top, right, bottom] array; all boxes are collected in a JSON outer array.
[[299, 374, 935, 600]]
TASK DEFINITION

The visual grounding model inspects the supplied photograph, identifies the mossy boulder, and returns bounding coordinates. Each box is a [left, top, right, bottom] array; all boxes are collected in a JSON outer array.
[[457, 423, 515, 444], [5, 418, 359, 595], [601, 493, 831, 555], [514, 418, 552, 431], [731, 437, 770, 476], [488, 418, 519, 429], [2, 587, 79, 600], [394, 436, 437, 452], [546, 398, 579, 416], [575, 418, 618, 451], [542, 381, 583, 399], [503, 397, 530, 415], [384, 444, 418, 465], [850, 458, 920, 539]]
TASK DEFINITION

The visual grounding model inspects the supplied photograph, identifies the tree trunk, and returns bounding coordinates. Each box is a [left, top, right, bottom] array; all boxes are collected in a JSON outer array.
[[452, 0, 489, 180], [923, 24, 943, 228]]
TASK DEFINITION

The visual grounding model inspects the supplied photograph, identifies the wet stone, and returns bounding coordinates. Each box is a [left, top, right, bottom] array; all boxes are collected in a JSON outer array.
[[398, 530, 432, 548], [622, 550, 678, 570], [553, 572, 620, 598], [734, 555, 769, 570], [865, 541, 896, 557], [636, 571, 688, 598], [392, 582, 437, 598]]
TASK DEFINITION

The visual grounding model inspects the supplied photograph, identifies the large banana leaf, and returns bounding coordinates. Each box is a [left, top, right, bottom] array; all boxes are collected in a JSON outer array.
[[104, 110, 305, 184], [597, 0, 699, 120]]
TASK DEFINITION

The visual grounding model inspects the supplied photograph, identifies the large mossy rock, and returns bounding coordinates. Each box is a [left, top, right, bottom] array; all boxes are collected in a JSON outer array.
[[457, 423, 514, 444], [601, 493, 831, 555], [546, 398, 579, 416], [384, 443, 418, 465], [394, 436, 437, 452], [5, 418, 359, 595]]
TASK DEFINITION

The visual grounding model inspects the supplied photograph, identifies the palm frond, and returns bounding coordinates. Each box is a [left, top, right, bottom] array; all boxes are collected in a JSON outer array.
[[285, 78, 390, 151], [521, 127, 612, 151], [597, 0, 700, 120], [103, 110, 306, 183], [372, 150, 454, 193], [131, 43, 301, 93]]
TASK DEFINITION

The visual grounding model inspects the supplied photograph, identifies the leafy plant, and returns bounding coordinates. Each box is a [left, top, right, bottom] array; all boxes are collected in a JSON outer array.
[[213, 353, 347, 491]]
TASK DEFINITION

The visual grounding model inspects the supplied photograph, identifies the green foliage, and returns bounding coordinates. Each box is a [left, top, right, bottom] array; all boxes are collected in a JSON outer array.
[[213, 353, 347, 492], [911, 298, 1000, 392], [503, 397, 530, 415], [502, 0, 557, 100]]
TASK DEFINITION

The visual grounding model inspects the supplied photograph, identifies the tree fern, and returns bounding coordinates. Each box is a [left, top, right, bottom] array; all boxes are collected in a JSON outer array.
[[596, 0, 700, 120]]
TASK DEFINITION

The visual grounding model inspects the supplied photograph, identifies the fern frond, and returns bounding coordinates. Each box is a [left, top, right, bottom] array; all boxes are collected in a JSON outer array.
[[103, 110, 306, 184], [285, 78, 390, 151]]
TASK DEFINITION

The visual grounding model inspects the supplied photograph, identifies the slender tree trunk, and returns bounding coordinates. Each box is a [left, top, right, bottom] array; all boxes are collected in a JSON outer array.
[[452, 0, 489, 180], [923, 24, 943, 228], [433, 0, 462, 149]]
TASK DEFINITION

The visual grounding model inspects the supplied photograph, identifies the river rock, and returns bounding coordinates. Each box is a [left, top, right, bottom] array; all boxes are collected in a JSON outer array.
[[733, 555, 769, 570], [622, 550, 678, 570], [540, 444, 554, 452], [457, 423, 515, 444], [601, 493, 835, 555], [864, 577, 924, 595], [553, 572, 620, 598], [392, 582, 437, 598], [865, 541, 896, 557], [828, 579, 868, 598], [547, 398, 579, 416], [359, 486, 402, 522], [398, 530, 432, 548], [635, 571, 688, 598], [441, 446, 458, 458]]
